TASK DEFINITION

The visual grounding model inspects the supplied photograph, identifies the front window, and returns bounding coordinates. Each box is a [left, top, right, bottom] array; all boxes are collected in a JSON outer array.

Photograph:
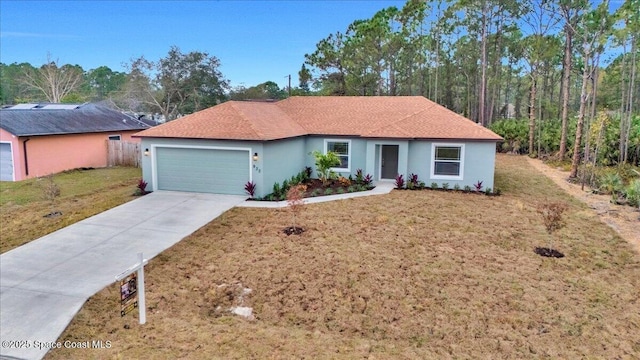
[[325, 140, 350, 171], [431, 143, 464, 180]]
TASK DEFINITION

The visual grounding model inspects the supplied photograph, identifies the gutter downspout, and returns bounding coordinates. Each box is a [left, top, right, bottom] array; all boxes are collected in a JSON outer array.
[[23, 138, 30, 176]]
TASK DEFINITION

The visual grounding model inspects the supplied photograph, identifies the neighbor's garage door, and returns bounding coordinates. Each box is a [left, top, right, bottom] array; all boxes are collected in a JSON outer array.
[[0, 143, 14, 181], [156, 147, 249, 194]]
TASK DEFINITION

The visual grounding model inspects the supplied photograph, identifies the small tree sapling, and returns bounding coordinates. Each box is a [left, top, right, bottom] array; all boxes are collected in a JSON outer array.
[[286, 184, 307, 234], [41, 173, 61, 217], [536, 202, 568, 257]]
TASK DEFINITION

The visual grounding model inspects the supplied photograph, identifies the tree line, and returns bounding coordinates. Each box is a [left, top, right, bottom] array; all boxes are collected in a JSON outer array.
[[0, 47, 294, 121], [303, 0, 639, 170]]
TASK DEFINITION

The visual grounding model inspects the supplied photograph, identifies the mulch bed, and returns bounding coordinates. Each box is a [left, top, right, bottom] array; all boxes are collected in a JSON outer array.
[[301, 179, 362, 197], [250, 179, 375, 201], [43, 211, 63, 218], [534, 247, 565, 258], [283, 226, 305, 236]]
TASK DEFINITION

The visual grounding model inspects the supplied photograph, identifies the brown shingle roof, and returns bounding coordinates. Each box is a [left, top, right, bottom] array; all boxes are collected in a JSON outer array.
[[135, 96, 502, 141]]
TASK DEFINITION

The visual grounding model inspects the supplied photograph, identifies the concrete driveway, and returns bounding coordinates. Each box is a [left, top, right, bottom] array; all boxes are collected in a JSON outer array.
[[0, 191, 246, 360]]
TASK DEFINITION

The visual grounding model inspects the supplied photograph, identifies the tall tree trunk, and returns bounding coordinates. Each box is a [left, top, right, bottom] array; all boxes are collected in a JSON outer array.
[[434, 32, 440, 102], [515, 78, 522, 119], [570, 58, 591, 178], [584, 59, 599, 165], [465, 72, 471, 118], [488, 26, 502, 125], [624, 36, 637, 163], [528, 73, 537, 156], [479, 0, 488, 126], [619, 41, 628, 164], [559, 24, 573, 160]]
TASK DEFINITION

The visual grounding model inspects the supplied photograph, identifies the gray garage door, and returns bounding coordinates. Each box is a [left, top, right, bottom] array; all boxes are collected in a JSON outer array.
[[156, 147, 250, 195], [0, 143, 14, 181]]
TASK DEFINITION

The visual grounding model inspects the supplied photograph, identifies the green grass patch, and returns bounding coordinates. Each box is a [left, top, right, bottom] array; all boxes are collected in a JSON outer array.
[[0, 167, 141, 253]]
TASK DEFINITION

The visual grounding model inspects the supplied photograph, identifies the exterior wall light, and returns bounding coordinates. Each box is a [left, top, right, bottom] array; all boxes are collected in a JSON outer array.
[[144, 148, 150, 156], [253, 152, 259, 161]]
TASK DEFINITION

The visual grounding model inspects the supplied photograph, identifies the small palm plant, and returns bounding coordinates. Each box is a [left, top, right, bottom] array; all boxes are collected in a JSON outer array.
[[599, 173, 623, 202], [312, 150, 340, 186]]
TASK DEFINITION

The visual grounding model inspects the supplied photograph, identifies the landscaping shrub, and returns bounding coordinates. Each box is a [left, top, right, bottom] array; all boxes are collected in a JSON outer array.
[[490, 119, 529, 154], [395, 174, 405, 189], [304, 166, 313, 180], [135, 179, 149, 195], [624, 179, 640, 207], [363, 174, 373, 186], [407, 173, 419, 189], [338, 176, 351, 186], [312, 150, 340, 185], [272, 182, 283, 199], [355, 169, 373, 187], [355, 169, 365, 184], [599, 173, 623, 195], [244, 181, 256, 198], [474, 180, 484, 192]]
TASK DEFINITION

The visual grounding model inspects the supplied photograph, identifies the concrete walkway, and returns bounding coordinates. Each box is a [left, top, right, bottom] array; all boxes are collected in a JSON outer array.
[[237, 181, 395, 208], [0, 191, 246, 360]]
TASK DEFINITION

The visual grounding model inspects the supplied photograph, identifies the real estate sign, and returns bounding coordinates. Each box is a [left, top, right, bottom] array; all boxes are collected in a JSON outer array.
[[115, 253, 148, 324], [120, 273, 138, 317]]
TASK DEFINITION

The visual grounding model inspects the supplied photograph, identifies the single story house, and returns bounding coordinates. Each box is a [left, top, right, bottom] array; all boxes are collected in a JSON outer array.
[[134, 96, 503, 197], [0, 103, 152, 181]]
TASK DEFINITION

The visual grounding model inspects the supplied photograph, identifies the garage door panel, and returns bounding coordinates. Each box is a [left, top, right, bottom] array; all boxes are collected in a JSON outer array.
[[0, 143, 14, 181], [156, 147, 249, 195]]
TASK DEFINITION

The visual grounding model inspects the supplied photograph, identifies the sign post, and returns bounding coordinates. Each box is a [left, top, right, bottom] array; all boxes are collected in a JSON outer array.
[[115, 252, 148, 324]]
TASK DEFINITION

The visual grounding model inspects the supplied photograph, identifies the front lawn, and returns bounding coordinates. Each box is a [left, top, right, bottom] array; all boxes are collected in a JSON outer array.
[[0, 167, 142, 253], [47, 155, 640, 359]]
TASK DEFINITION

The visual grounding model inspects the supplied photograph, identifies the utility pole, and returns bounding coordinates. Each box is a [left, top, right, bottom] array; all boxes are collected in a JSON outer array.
[[287, 74, 291, 96]]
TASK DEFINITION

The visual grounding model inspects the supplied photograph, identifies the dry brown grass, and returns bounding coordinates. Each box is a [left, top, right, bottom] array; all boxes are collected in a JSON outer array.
[[0, 167, 141, 253], [46, 155, 640, 359]]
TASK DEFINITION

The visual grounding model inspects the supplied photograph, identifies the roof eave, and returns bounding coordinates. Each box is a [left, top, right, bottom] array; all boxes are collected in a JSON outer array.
[[413, 137, 504, 142], [11, 128, 148, 137]]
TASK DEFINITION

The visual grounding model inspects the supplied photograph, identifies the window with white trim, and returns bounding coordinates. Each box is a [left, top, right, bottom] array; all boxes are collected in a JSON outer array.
[[108, 135, 121, 141], [431, 143, 464, 180], [325, 139, 350, 171]]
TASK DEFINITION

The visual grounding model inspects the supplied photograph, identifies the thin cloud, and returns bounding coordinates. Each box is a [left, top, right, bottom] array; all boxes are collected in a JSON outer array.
[[0, 31, 80, 39]]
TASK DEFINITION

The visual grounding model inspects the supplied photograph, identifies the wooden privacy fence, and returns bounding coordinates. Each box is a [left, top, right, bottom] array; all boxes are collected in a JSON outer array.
[[107, 140, 141, 167]]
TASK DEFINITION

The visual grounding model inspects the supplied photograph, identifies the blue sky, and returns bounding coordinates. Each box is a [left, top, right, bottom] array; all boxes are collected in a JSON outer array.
[[0, 1, 622, 90], [0, 0, 406, 89]]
